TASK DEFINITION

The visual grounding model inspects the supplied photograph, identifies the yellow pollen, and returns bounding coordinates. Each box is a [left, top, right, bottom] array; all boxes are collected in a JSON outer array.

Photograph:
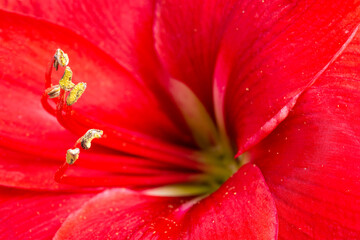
[[47, 85, 60, 98], [66, 148, 80, 165], [80, 129, 103, 150], [66, 82, 87, 106], [59, 66, 75, 91], [54, 49, 69, 70]]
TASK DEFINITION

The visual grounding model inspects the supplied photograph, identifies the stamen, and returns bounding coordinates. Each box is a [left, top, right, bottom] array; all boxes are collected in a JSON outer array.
[[59, 66, 75, 91], [77, 129, 103, 150], [54, 48, 69, 70], [66, 82, 87, 106], [46, 85, 61, 98], [66, 148, 80, 165]]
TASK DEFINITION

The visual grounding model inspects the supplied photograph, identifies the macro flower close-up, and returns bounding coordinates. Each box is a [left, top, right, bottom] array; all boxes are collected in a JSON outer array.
[[1, 0, 360, 239]]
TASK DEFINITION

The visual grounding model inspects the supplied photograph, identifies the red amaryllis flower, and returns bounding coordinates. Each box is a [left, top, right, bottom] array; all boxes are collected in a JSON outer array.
[[1, 0, 360, 239]]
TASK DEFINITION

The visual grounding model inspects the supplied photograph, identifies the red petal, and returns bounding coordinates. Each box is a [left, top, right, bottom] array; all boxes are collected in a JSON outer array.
[[214, 1, 360, 153], [0, 10, 198, 165], [0, 187, 94, 239], [252, 28, 360, 238], [54, 164, 278, 239]]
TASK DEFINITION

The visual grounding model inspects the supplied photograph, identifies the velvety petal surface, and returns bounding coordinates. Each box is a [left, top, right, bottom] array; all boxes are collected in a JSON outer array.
[[0, 0, 192, 135], [0, 187, 95, 239], [54, 164, 277, 239], [252, 28, 360, 239], [214, 0, 360, 154]]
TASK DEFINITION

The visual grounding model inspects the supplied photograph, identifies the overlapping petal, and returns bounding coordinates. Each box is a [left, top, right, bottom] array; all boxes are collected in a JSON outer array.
[[252, 28, 360, 238], [54, 164, 277, 239]]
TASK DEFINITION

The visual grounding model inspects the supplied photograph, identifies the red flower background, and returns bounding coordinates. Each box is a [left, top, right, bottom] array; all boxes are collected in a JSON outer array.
[[1, 0, 360, 239]]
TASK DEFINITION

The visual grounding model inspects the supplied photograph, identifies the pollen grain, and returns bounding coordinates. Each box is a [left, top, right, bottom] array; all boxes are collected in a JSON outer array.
[[59, 66, 75, 91]]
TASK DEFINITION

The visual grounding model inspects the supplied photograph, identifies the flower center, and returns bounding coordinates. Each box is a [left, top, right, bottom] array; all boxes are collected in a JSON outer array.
[[43, 49, 245, 196], [143, 79, 244, 196]]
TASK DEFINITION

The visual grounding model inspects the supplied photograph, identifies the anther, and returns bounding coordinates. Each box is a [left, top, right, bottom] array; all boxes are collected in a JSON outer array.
[[46, 85, 61, 98], [79, 129, 103, 150], [66, 82, 87, 106], [55, 130, 103, 182], [66, 148, 80, 165], [54, 48, 69, 70], [59, 66, 75, 91]]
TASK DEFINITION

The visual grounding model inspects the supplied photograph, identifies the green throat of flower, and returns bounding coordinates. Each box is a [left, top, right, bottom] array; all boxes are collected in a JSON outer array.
[[144, 141, 244, 197]]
